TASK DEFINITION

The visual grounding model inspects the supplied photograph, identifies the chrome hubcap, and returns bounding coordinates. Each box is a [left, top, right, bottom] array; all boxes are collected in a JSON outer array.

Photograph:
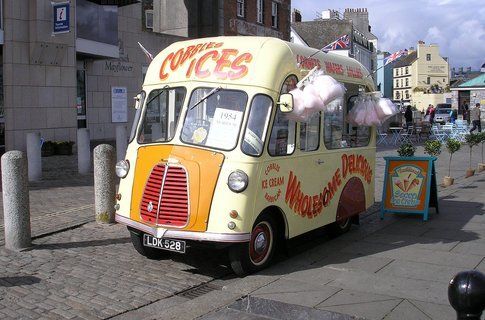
[[254, 232, 267, 253]]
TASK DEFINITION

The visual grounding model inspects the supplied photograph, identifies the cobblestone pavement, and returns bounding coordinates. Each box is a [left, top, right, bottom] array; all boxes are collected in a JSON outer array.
[[0, 223, 231, 319], [0, 145, 484, 319]]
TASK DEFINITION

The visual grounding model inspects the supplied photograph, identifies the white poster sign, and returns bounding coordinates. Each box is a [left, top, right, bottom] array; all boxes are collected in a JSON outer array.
[[206, 108, 243, 149], [111, 87, 128, 123]]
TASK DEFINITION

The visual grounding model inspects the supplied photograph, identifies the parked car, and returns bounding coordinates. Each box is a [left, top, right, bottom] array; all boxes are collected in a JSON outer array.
[[434, 108, 452, 124], [436, 103, 451, 109]]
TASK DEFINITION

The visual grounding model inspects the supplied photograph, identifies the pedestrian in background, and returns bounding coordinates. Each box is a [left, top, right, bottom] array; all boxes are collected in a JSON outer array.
[[404, 105, 413, 128], [450, 109, 457, 124], [470, 103, 482, 133], [461, 100, 469, 123], [429, 104, 436, 124]]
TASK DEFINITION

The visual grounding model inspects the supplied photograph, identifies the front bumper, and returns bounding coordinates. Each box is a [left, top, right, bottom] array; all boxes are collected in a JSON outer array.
[[116, 214, 250, 243]]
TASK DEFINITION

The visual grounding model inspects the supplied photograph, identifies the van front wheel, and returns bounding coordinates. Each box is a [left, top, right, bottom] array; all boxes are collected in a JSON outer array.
[[229, 215, 276, 276]]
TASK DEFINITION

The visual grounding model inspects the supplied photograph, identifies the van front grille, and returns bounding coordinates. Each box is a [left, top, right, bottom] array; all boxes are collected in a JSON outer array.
[[140, 164, 189, 227]]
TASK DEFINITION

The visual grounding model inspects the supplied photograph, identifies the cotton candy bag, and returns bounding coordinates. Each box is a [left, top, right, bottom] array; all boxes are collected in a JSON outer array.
[[312, 75, 346, 106]]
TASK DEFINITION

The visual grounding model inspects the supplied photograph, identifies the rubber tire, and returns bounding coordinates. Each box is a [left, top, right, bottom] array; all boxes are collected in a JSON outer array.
[[129, 228, 170, 260], [328, 217, 352, 237], [229, 214, 277, 276]]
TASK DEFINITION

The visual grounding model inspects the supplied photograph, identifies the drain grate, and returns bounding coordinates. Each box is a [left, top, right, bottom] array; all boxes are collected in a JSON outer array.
[[177, 283, 221, 299]]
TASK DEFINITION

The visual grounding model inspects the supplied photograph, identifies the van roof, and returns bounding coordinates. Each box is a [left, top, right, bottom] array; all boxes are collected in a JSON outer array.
[[144, 36, 375, 92]]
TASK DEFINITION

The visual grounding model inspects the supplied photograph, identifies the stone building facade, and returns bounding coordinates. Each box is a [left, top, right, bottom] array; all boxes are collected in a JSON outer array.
[[1, 0, 182, 151], [150, 0, 291, 40], [392, 41, 449, 111]]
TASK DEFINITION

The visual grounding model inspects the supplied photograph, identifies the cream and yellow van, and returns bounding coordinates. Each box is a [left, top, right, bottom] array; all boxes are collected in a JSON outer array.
[[115, 36, 376, 275]]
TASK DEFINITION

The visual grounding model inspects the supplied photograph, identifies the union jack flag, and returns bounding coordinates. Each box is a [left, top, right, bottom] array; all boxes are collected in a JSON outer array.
[[322, 34, 350, 52], [384, 49, 408, 66]]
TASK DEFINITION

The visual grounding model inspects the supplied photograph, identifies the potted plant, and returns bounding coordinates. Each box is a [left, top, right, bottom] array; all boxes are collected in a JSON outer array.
[[397, 142, 416, 157], [54, 141, 74, 155], [464, 133, 480, 177], [423, 140, 442, 158], [444, 138, 461, 186], [41, 140, 56, 157], [478, 132, 485, 172]]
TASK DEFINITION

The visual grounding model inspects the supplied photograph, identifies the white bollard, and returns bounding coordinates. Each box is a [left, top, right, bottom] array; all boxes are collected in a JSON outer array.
[[94, 144, 116, 223], [77, 128, 91, 174], [26, 132, 42, 181], [115, 125, 128, 162], [1, 151, 31, 251]]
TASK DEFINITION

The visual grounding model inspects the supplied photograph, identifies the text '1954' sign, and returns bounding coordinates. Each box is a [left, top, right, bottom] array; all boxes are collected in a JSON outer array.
[[381, 157, 439, 221]]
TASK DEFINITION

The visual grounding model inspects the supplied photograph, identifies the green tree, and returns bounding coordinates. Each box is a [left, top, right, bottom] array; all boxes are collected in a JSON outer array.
[[445, 139, 461, 177]]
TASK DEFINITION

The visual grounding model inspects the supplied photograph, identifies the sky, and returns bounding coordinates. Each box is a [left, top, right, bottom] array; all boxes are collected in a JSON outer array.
[[292, 0, 485, 69]]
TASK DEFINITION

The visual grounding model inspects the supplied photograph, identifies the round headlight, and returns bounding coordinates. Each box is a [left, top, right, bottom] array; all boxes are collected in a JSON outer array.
[[227, 170, 248, 193], [115, 160, 130, 178]]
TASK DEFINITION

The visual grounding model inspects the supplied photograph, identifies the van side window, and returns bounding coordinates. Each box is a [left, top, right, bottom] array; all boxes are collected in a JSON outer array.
[[138, 87, 186, 144], [300, 113, 320, 151], [345, 95, 371, 147], [242, 95, 272, 156], [267, 74, 298, 156], [323, 98, 346, 149], [268, 110, 295, 156]]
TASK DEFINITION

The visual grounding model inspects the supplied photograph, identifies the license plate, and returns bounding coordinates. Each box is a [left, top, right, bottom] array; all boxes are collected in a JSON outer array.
[[143, 234, 186, 253]]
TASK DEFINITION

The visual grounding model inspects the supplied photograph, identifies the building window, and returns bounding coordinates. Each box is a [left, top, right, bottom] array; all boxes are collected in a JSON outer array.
[[405, 67, 408, 74], [145, 9, 153, 29], [405, 78, 409, 87], [396, 91, 400, 99], [396, 69, 399, 76], [257, 0, 264, 24], [237, 0, 245, 18], [271, 1, 278, 28], [427, 77, 430, 84], [395, 79, 399, 87], [426, 54, 431, 61], [405, 90, 409, 99], [400, 79, 403, 87], [443, 78, 446, 82]]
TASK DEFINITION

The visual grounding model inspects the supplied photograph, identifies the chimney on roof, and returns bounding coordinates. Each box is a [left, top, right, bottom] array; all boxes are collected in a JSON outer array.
[[418, 40, 425, 45], [292, 9, 302, 22]]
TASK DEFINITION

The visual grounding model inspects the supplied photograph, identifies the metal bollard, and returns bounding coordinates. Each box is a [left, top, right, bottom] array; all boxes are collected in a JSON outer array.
[[26, 132, 42, 181], [1, 151, 32, 251], [94, 144, 116, 223], [77, 128, 91, 174], [115, 125, 128, 162], [448, 270, 485, 320]]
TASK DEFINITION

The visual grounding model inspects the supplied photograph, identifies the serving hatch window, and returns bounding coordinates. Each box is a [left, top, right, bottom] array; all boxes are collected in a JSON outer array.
[[138, 87, 186, 144], [181, 88, 247, 150]]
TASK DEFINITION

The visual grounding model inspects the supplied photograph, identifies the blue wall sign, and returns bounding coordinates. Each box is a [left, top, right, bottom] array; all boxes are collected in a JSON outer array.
[[53, 2, 70, 34]]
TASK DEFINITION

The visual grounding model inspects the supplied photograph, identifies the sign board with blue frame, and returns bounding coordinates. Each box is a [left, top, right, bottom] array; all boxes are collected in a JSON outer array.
[[53, 1, 70, 34], [381, 156, 439, 221]]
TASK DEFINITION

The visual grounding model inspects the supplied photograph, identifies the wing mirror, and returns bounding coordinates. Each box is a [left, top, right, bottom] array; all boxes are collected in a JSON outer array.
[[133, 93, 143, 109], [278, 93, 294, 113]]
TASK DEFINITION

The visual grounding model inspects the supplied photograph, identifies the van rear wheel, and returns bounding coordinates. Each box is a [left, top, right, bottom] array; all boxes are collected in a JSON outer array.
[[328, 217, 352, 237], [128, 228, 170, 260], [229, 214, 276, 276]]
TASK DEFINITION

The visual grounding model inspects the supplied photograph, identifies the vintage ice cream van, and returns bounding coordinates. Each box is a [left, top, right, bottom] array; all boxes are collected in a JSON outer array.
[[115, 36, 376, 275]]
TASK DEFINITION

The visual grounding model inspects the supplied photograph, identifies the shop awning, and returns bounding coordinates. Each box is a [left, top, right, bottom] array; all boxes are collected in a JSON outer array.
[[85, 0, 139, 7]]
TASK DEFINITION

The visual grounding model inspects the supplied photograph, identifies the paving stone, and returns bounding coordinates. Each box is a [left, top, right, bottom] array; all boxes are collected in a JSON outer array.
[[383, 300, 431, 320], [316, 289, 402, 320], [325, 269, 449, 305], [312, 252, 394, 273], [361, 232, 459, 252], [341, 241, 482, 269], [250, 278, 341, 307], [376, 260, 465, 283], [450, 241, 485, 256]]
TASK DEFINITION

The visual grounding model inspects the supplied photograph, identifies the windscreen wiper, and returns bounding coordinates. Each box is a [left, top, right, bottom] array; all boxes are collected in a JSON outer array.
[[146, 84, 170, 106], [189, 86, 222, 110]]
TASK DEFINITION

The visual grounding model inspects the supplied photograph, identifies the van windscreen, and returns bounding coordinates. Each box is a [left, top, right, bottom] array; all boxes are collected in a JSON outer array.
[[181, 88, 248, 150]]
